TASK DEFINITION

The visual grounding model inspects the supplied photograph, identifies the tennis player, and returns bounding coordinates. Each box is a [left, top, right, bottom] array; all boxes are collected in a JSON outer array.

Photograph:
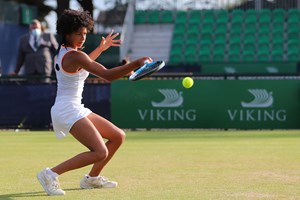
[[37, 9, 152, 196]]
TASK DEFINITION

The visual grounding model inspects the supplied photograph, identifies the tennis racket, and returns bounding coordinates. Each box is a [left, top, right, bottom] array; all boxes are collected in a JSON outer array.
[[129, 60, 165, 81]]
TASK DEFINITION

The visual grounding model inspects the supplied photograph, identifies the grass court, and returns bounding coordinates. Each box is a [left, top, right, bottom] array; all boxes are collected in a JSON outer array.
[[0, 130, 299, 200]]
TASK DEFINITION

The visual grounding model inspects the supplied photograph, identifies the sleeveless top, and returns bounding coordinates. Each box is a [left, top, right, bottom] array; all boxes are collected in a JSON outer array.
[[54, 47, 89, 104], [51, 47, 92, 138]]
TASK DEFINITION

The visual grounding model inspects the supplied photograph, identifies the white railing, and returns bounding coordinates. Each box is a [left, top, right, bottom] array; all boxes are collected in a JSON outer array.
[[120, 0, 134, 61]]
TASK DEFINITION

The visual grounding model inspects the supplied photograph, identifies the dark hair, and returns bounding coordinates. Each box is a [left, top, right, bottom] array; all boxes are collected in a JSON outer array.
[[56, 9, 94, 36], [55, 9, 94, 55]]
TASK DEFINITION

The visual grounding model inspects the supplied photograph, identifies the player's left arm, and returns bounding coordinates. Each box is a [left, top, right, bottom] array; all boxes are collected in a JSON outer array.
[[88, 30, 121, 61], [70, 51, 151, 81]]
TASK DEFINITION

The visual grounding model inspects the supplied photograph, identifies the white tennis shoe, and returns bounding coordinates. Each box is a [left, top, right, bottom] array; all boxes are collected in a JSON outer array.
[[80, 175, 118, 189], [37, 168, 65, 196]]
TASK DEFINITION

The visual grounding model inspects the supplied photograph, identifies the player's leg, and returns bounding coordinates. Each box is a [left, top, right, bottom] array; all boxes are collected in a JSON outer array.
[[87, 112, 126, 176], [79, 113, 125, 189], [37, 116, 107, 195], [51, 117, 108, 174]]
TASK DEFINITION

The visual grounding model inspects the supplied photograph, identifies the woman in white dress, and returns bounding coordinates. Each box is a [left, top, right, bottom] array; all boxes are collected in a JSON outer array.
[[37, 9, 152, 196]]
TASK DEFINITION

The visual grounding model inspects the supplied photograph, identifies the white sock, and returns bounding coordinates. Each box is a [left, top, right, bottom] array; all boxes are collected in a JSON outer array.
[[46, 168, 58, 178]]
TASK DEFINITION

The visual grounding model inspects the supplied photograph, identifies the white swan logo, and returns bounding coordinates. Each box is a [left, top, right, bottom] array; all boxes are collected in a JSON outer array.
[[151, 89, 183, 107], [241, 89, 273, 108]]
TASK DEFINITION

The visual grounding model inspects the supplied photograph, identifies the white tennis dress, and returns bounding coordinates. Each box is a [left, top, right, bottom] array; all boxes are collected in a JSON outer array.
[[51, 47, 92, 138]]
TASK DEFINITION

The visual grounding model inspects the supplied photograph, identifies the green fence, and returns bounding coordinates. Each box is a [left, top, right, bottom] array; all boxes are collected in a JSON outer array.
[[200, 61, 298, 74], [111, 78, 300, 129]]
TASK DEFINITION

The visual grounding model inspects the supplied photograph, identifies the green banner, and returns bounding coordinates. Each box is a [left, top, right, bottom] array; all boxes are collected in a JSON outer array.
[[111, 79, 300, 129], [20, 4, 37, 25]]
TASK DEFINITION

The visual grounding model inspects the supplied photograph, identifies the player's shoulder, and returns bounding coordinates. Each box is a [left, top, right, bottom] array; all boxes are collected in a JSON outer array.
[[66, 49, 87, 56], [64, 49, 89, 61]]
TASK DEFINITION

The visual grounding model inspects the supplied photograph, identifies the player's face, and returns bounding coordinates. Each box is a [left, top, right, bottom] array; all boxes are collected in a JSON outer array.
[[67, 27, 87, 49]]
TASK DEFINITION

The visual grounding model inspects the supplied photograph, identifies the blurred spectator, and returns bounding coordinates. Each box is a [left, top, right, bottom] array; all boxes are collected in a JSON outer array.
[[11, 19, 58, 82]]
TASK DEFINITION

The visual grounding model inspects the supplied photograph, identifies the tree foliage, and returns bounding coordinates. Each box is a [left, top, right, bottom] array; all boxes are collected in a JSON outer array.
[[11, 0, 94, 21], [56, 0, 93, 19], [11, 0, 53, 21]]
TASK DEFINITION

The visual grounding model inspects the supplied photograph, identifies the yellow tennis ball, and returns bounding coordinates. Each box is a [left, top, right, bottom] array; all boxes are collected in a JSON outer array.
[[182, 77, 194, 88]]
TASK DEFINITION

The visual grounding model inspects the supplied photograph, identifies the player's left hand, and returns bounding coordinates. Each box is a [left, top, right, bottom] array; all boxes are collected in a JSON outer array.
[[99, 30, 121, 52]]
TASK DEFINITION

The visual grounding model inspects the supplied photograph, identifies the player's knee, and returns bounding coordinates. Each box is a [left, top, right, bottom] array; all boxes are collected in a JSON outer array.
[[120, 129, 126, 143], [111, 129, 126, 147], [94, 148, 108, 162], [116, 129, 126, 145]]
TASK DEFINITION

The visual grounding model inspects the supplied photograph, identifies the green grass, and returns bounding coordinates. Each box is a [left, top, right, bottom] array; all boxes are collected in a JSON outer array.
[[0, 130, 300, 200]]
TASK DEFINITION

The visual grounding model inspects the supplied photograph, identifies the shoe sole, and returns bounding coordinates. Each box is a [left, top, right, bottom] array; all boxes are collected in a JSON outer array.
[[80, 182, 96, 189], [80, 180, 117, 189], [102, 183, 118, 188], [80, 185, 117, 189]]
